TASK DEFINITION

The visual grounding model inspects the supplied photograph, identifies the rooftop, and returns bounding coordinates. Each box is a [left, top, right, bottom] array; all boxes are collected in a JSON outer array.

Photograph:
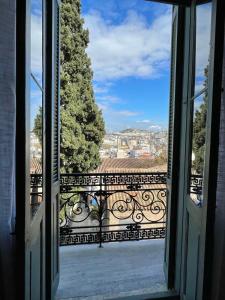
[[94, 158, 167, 173]]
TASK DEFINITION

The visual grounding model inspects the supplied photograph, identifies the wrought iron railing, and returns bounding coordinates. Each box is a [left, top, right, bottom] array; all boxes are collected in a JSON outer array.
[[59, 172, 167, 247], [30, 172, 203, 247], [190, 174, 203, 195]]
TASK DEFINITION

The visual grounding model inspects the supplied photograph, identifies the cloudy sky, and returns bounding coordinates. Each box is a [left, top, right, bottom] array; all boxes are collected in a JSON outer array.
[[82, 0, 172, 132], [29, 0, 212, 132], [30, 0, 43, 130]]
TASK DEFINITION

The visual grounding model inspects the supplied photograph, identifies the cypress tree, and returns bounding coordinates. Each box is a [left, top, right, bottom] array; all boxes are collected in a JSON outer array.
[[33, 107, 42, 144], [192, 67, 208, 174], [60, 0, 105, 173], [34, 0, 105, 173]]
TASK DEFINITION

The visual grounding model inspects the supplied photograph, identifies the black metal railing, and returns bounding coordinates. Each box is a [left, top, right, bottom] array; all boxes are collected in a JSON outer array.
[[30, 172, 203, 247], [190, 174, 203, 195], [59, 172, 167, 247]]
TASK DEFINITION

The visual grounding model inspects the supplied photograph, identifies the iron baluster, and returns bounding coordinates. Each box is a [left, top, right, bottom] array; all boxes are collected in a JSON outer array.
[[99, 174, 103, 248]]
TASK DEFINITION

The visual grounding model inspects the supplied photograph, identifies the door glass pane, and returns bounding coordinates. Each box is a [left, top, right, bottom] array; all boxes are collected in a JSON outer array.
[[189, 2, 211, 205], [31, 0, 43, 86], [190, 91, 207, 205], [30, 0, 43, 214], [194, 3, 212, 95]]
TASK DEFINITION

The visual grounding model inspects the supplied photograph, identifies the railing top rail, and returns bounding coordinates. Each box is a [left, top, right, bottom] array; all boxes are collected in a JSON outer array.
[[30, 172, 203, 191], [30, 172, 203, 176], [60, 172, 167, 190], [30, 172, 202, 178], [190, 174, 203, 179], [60, 171, 167, 177]]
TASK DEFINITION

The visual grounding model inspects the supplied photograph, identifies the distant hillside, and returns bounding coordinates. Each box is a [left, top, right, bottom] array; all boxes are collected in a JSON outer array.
[[118, 128, 167, 134], [120, 128, 149, 134]]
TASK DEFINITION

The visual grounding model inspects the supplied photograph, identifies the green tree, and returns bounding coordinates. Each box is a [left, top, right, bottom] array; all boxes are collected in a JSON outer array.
[[33, 107, 42, 143], [34, 0, 105, 172], [192, 67, 208, 174], [60, 0, 105, 173]]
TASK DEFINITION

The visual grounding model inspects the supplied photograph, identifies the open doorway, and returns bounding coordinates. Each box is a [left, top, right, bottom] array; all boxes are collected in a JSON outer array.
[[55, 1, 172, 299], [14, 0, 224, 299]]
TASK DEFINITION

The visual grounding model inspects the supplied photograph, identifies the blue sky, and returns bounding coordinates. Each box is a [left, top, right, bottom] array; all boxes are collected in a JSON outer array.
[[82, 0, 172, 132], [30, 0, 43, 130], [29, 1, 212, 132]]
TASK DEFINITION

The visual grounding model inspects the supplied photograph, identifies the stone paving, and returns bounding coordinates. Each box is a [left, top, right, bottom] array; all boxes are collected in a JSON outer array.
[[56, 239, 167, 300]]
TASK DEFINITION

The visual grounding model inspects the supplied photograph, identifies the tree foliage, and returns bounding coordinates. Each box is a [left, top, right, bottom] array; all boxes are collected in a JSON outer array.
[[33, 0, 105, 172], [33, 107, 42, 144], [60, 0, 105, 173], [192, 67, 208, 174]]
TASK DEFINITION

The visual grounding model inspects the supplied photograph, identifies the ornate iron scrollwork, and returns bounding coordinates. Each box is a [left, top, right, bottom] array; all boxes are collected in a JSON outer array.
[[31, 172, 167, 247], [59, 172, 167, 247]]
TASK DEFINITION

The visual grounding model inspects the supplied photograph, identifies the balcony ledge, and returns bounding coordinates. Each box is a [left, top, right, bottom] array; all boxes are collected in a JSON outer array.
[[56, 239, 167, 300]]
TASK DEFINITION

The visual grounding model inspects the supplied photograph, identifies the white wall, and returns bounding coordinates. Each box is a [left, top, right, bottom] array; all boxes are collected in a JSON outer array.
[[0, 0, 16, 299], [211, 18, 225, 300]]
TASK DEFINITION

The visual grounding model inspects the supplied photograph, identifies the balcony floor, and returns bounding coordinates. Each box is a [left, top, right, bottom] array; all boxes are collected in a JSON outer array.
[[56, 239, 167, 300]]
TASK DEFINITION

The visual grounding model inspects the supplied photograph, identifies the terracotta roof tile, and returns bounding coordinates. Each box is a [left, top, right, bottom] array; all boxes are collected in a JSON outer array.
[[30, 158, 42, 174], [94, 158, 167, 173]]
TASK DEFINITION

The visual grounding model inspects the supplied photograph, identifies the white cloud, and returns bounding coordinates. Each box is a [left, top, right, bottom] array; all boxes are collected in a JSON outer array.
[[31, 13, 42, 77], [136, 119, 152, 123], [97, 95, 122, 104], [149, 125, 162, 130], [96, 102, 141, 119], [135, 120, 166, 131], [97, 103, 140, 117], [94, 85, 108, 94], [117, 110, 140, 117], [93, 82, 114, 94], [97, 103, 108, 111], [195, 4, 212, 79], [84, 9, 172, 81]]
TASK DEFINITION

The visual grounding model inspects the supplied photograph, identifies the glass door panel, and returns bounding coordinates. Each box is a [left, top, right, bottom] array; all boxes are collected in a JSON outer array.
[[194, 2, 212, 94], [30, 0, 43, 215], [189, 93, 207, 205], [188, 2, 212, 206]]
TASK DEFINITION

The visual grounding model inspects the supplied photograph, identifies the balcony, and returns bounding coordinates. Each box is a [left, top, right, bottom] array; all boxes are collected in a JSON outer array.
[[58, 172, 168, 299], [56, 240, 167, 300], [30, 172, 202, 299]]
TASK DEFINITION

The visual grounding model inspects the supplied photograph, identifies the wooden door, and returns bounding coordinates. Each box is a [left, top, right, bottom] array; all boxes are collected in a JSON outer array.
[[16, 0, 60, 299], [164, 5, 185, 289], [45, 0, 61, 299], [147, 0, 224, 297], [17, 0, 46, 299], [181, 2, 213, 299], [180, 1, 224, 299]]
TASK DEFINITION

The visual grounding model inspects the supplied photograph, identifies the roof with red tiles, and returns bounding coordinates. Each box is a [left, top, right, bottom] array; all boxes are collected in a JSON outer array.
[[30, 157, 42, 174], [94, 158, 167, 173]]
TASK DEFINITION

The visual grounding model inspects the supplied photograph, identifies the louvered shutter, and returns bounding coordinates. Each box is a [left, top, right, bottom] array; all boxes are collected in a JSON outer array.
[[45, 0, 60, 298], [53, 3, 60, 183]]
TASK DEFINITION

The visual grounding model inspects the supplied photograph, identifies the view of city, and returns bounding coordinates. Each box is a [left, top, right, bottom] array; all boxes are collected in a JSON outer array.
[[30, 0, 171, 175], [30, 127, 168, 173], [100, 129, 167, 160]]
